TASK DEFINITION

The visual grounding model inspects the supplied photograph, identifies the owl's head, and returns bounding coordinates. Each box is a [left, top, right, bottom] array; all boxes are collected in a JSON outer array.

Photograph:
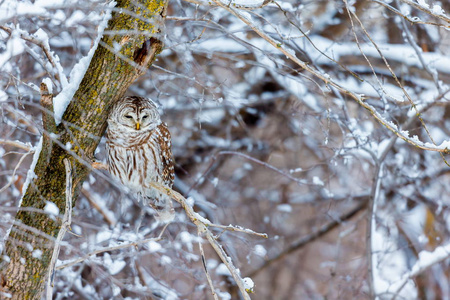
[[108, 96, 161, 132]]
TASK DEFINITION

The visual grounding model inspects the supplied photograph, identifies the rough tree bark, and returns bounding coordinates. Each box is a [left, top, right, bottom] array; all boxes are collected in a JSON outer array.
[[0, 0, 168, 298]]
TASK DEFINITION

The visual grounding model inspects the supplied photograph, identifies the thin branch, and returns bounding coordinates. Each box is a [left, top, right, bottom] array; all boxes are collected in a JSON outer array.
[[372, 0, 450, 28], [46, 158, 72, 299], [55, 236, 162, 270], [198, 238, 219, 300], [81, 188, 116, 227], [391, 243, 450, 298], [216, 151, 305, 185], [246, 199, 368, 278], [210, 0, 450, 155], [0, 25, 68, 88], [397, 0, 450, 24], [395, 0, 440, 89], [0, 150, 33, 194], [208, 223, 268, 239], [0, 139, 33, 151], [146, 182, 262, 300], [366, 160, 383, 299], [344, 1, 449, 166]]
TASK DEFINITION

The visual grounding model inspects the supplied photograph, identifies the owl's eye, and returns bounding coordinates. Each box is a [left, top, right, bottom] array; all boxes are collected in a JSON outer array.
[[142, 115, 148, 119], [125, 115, 133, 119]]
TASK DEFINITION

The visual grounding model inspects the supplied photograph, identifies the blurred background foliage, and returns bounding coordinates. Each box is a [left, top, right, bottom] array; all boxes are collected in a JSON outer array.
[[1, 0, 449, 299]]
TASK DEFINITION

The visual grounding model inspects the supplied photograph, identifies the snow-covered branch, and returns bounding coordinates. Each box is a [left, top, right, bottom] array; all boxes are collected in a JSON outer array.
[[147, 181, 267, 299], [389, 243, 450, 297], [209, 0, 450, 155]]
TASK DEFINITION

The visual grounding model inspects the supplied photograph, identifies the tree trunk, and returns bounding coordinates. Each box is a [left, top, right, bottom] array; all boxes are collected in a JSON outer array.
[[0, 0, 167, 298]]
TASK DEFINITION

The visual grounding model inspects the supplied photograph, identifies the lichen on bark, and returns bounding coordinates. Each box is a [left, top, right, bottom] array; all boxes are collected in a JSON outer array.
[[0, 1, 168, 298]]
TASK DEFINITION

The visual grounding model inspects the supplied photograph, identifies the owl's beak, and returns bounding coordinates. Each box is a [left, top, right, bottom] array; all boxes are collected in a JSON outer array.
[[136, 122, 140, 130]]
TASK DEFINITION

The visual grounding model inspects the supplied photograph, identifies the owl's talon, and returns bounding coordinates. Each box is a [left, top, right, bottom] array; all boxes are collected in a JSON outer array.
[[92, 161, 108, 170]]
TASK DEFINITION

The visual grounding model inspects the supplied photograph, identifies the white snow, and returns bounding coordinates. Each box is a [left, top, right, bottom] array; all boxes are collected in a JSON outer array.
[[412, 243, 450, 274], [32, 249, 43, 259], [431, 5, 445, 15], [277, 204, 292, 213], [289, 167, 303, 173], [194, 38, 247, 53], [66, 11, 86, 27], [42, 78, 53, 93], [0, 1, 47, 23], [147, 240, 162, 253], [18, 137, 43, 208], [44, 201, 60, 216], [217, 291, 232, 300], [371, 210, 417, 298], [243, 277, 254, 292], [253, 244, 267, 257], [0, 32, 25, 70], [160, 255, 172, 265], [0, 90, 8, 102], [216, 263, 231, 276], [417, 0, 429, 9], [179, 231, 202, 252], [219, 0, 266, 9], [96, 230, 112, 244], [386, 242, 450, 295], [312, 176, 324, 186], [103, 253, 126, 275], [52, 2, 115, 124]]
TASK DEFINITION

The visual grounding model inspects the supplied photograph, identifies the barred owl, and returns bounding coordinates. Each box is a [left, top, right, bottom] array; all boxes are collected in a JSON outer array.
[[106, 96, 174, 221]]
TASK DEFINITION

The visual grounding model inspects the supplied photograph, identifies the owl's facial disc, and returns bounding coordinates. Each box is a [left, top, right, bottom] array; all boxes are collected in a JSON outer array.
[[138, 108, 159, 130], [121, 111, 139, 130]]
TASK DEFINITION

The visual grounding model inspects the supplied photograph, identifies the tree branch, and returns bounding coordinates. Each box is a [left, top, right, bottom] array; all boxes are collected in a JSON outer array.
[[46, 158, 72, 299]]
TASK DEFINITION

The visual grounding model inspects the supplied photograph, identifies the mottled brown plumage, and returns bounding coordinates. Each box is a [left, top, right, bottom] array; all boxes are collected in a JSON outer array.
[[106, 96, 174, 220]]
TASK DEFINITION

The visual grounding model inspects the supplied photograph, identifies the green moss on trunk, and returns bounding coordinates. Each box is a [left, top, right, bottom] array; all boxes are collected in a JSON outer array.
[[1, 1, 167, 298]]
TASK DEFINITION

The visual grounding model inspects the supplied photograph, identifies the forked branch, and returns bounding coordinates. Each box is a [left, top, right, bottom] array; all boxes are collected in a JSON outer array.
[[148, 181, 266, 299]]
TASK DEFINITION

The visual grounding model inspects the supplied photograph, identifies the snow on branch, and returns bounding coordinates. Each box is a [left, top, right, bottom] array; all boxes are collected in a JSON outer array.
[[389, 243, 450, 297], [216, 0, 272, 10], [51, 1, 114, 124], [147, 181, 268, 299], [210, 0, 450, 156], [0, 25, 68, 89], [398, 0, 450, 24], [373, 0, 449, 28]]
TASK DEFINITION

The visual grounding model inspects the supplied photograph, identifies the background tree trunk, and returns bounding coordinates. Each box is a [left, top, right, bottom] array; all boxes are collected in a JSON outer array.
[[0, 0, 167, 298]]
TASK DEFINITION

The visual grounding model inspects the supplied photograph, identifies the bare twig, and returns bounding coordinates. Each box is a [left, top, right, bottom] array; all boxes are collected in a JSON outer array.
[[343, 1, 449, 167], [0, 25, 68, 88], [145, 182, 265, 300], [208, 223, 268, 239], [0, 139, 33, 151], [46, 158, 72, 299], [217, 151, 305, 186], [366, 159, 383, 299], [246, 199, 368, 278], [81, 188, 116, 226], [0, 150, 33, 194], [198, 239, 219, 300], [395, 0, 440, 89], [210, 0, 450, 155], [55, 236, 163, 270], [397, 0, 450, 24], [372, 0, 450, 28]]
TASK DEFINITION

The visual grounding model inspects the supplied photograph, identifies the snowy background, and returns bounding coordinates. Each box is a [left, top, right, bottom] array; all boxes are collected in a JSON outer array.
[[1, 0, 449, 299]]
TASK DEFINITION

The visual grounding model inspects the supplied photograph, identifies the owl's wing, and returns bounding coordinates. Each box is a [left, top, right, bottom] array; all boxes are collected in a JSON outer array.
[[156, 123, 175, 187]]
